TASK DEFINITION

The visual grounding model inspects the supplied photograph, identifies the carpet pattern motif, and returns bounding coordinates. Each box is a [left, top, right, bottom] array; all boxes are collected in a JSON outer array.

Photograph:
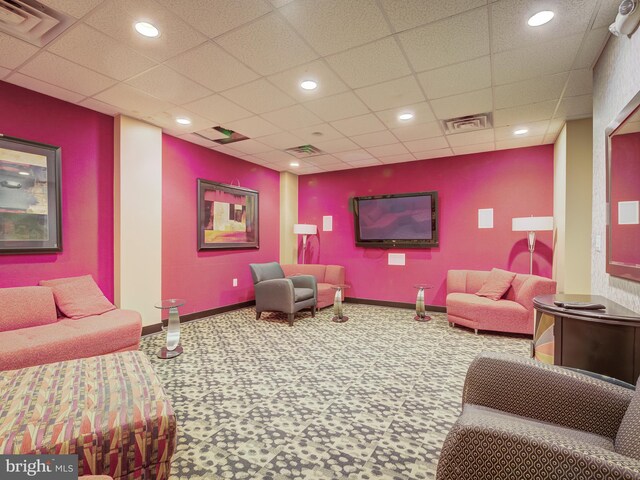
[[140, 304, 529, 479]]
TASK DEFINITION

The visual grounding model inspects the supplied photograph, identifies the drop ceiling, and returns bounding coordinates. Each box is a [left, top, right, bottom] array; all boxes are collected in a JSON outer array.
[[0, 0, 619, 174]]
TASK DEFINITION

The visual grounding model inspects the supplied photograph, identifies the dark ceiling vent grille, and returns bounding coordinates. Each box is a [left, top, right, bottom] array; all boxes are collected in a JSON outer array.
[[284, 144, 324, 158], [442, 113, 492, 134], [0, 0, 73, 46]]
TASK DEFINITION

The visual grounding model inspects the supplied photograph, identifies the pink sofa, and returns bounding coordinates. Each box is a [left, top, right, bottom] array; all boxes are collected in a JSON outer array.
[[281, 264, 345, 309], [0, 286, 142, 371], [446, 270, 556, 335]]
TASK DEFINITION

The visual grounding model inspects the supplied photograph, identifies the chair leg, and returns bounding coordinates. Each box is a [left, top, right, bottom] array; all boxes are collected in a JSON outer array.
[[474, 328, 479, 335], [256, 311, 261, 320], [311, 305, 316, 317], [449, 321, 454, 327], [288, 313, 294, 327]]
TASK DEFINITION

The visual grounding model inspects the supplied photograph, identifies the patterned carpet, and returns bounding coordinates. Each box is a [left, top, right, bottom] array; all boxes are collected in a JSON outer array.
[[140, 304, 530, 480]]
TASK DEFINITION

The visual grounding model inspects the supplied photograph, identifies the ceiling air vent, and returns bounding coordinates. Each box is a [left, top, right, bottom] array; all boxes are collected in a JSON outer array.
[[0, 0, 73, 47], [194, 126, 249, 145], [442, 113, 492, 135], [284, 144, 324, 158]]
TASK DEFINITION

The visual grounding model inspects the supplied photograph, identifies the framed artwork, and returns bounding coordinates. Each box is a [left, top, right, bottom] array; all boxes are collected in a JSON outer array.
[[197, 179, 259, 250], [0, 135, 62, 254]]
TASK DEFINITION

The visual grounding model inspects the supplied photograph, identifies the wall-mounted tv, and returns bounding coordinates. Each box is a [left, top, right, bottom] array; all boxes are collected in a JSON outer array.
[[352, 191, 438, 248]]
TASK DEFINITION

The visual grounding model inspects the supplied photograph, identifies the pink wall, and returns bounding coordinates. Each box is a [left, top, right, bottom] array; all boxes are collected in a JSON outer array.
[[298, 145, 554, 306], [0, 82, 114, 299], [162, 135, 280, 316]]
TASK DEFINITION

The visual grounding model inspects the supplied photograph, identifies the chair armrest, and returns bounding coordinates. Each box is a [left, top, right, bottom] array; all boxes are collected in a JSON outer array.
[[436, 412, 640, 480], [255, 279, 295, 313], [288, 274, 317, 297], [462, 353, 634, 439], [515, 276, 557, 310]]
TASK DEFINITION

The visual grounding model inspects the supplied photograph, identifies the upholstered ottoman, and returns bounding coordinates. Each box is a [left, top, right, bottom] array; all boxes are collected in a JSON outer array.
[[0, 351, 176, 479]]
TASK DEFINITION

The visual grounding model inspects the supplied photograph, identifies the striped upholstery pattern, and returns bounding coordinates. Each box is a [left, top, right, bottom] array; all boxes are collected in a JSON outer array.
[[0, 351, 176, 479]]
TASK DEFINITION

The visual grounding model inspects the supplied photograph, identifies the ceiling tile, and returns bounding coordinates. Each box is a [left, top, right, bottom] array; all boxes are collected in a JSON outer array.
[[157, 0, 272, 38], [398, 8, 490, 72], [183, 94, 252, 124], [304, 92, 370, 122], [565, 69, 593, 97], [0, 67, 11, 79], [413, 148, 454, 160], [494, 72, 568, 109], [494, 120, 550, 140], [256, 132, 305, 149], [334, 149, 374, 162], [224, 116, 281, 138], [209, 144, 244, 157], [19, 52, 116, 96], [351, 130, 398, 148], [543, 132, 561, 144], [280, 0, 390, 56], [446, 129, 495, 147], [346, 158, 383, 167], [270, 0, 295, 7], [144, 107, 214, 133], [42, 0, 102, 18], [493, 100, 557, 127], [574, 27, 610, 69], [176, 132, 220, 148], [94, 83, 173, 116], [378, 153, 416, 164], [379, 0, 486, 33], [262, 105, 323, 130], [221, 78, 296, 114], [593, 0, 621, 28], [254, 150, 296, 162], [78, 97, 121, 116], [0, 32, 38, 69], [268, 60, 348, 102], [225, 139, 273, 155], [216, 13, 317, 76], [496, 135, 544, 150], [547, 119, 565, 135], [430, 88, 493, 119], [238, 154, 272, 166], [391, 121, 443, 141], [330, 114, 387, 137], [492, 34, 582, 85], [166, 42, 259, 92], [490, 0, 598, 53], [366, 143, 409, 157], [403, 136, 449, 153], [355, 76, 425, 112], [291, 123, 343, 142], [126, 65, 211, 104], [555, 94, 593, 119], [325, 37, 411, 89], [418, 56, 492, 100], [452, 142, 495, 155], [312, 137, 360, 153], [48, 24, 156, 81], [5, 73, 85, 104], [320, 162, 352, 171], [305, 154, 340, 166], [374, 102, 436, 129], [296, 165, 324, 174], [85, 0, 206, 62]]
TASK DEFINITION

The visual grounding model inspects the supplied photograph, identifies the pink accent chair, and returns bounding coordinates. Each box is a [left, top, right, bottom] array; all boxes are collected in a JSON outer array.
[[0, 286, 142, 371], [281, 264, 345, 309], [446, 270, 556, 335]]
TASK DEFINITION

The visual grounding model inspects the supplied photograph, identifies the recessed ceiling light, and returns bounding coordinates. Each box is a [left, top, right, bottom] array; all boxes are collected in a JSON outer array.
[[514, 128, 529, 135], [527, 11, 554, 27], [300, 80, 318, 90], [176, 117, 191, 125], [18, 171, 30, 176], [134, 21, 159, 38], [290, 161, 300, 167], [398, 112, 414, 121]]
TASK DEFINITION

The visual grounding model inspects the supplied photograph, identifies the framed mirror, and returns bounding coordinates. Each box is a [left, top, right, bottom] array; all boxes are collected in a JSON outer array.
[[606, 90, 640, 282]]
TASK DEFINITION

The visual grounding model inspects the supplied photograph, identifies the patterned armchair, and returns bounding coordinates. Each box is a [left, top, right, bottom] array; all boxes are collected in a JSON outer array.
[[437, 353, 640, 480]]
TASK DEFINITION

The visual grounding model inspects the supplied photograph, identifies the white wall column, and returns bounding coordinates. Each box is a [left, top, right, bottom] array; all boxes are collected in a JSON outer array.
[[114, 115, 162, 327], [279, 171, 298, 264]]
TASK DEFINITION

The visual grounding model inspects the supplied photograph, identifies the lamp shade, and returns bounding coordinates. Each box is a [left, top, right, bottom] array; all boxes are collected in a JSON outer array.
[[512, 216, 554, 232], [293, 224, 317, 235]]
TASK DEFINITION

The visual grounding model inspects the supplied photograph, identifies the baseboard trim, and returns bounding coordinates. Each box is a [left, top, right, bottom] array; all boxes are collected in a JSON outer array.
[[344, 297, 446, 313], [141, 300, 256, 336]]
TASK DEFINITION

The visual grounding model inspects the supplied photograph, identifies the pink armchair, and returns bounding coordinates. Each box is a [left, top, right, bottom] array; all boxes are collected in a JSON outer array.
[[281, 264, 345, 309], [446, 269, 556, 335]]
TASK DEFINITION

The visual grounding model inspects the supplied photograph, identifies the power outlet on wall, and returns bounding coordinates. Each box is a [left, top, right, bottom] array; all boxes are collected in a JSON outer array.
[[232, 278, 238, 287]]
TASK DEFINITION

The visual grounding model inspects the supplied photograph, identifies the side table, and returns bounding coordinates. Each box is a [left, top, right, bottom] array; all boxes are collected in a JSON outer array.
[[155, 298, 185, 359], [331, 284, 350, 323], [413, 284, 433, 322]]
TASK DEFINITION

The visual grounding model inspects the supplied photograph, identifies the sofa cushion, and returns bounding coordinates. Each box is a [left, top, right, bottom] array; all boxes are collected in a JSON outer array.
[[0, 309, 142, 371], [615, 378, 640, 460], [476, 268, 516, 300], [294, 288, 314, 302], [282, 264, 327, 282], [41, 275, 115, 319], [447, 292, 527, 325], [0, 286, 58, 333]]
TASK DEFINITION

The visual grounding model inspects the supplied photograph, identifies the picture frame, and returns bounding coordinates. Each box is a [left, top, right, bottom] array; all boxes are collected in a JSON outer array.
[[197, 179, 259, 250], [0, 135, 62, 254]]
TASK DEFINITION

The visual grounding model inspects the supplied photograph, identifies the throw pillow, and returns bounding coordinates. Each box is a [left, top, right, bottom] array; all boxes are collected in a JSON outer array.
[[40, 275, 115, 319], [0, 286, 58, 332], [476, 268, 516, 301]]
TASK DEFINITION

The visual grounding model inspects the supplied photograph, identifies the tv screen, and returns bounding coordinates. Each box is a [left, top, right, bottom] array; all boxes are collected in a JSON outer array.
[[352, 191, 438, 248]]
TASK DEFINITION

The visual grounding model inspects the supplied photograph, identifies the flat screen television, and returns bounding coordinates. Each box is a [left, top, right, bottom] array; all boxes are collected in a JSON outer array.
[[352, 191, 438, 248]]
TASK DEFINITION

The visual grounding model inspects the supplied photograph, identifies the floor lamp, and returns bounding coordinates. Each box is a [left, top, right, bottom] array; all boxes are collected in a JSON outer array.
[[293, 224, 317, 264], [512, 216, 554, 274]]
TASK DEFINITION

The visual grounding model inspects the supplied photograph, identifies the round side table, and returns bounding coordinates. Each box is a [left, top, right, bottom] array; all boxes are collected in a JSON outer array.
[[155, 298, 185, 359], [413, 284, 433, 322], [331, 284, 350, 323]]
